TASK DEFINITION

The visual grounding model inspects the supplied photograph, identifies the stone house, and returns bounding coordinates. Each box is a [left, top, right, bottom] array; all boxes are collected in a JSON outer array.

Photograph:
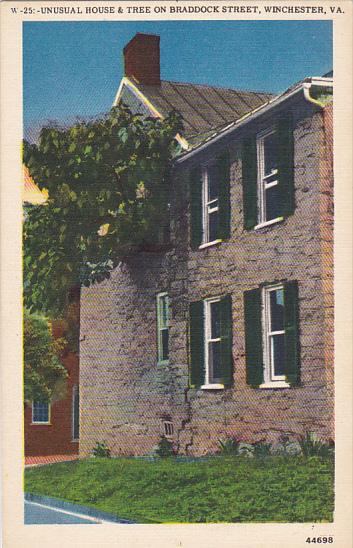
[[79, 34, 333, 456]]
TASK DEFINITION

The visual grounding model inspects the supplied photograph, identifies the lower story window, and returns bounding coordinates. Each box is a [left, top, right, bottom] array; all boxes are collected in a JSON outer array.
[[244, 280, 300, 388], [32, 401, 50, 424], [263, 285, 286, 382], [163, 421, 174, 438], [157, 292, 169, 363], [189, 294, 233, 389], [205, 298, 222, 384]]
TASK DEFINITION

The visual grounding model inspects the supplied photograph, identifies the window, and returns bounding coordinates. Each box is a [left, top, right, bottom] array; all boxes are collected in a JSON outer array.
[[32, 401, 50, 424], [163, 421, 174, 438], [157, 292, 169, 363], [244, 281, 300, 388], [72, 385, 80, 441], [189, 295, 233, 389], [204, 298, 222, 385], [202, 163, 220, 245], [242, 114, 294, 230], [262, 285, 286, 383], [257, 129, 282, 225], [190, 152, 230, 249]]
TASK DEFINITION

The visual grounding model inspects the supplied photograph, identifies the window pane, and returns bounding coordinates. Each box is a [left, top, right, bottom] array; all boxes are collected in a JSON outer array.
[[159, 295, 169, 328], [208, 210, 218, 242], [210, 301, 220, 339], [208, 163, 219, 202], [161, 328, 169, 360], [209, 341, 221, 382], [264, 132, 278, 175], [271, 334, 285, 376], [265, 183, 280, 221], [33, 402, 49, 423], [270, 288, 284, 331]]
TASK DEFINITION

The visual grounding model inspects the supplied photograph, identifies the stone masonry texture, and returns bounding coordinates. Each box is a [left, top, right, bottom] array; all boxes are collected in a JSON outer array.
[[79, 101, 334, 457]]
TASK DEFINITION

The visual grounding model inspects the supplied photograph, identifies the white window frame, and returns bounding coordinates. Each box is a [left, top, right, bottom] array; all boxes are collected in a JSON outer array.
[[260, 284, 290, 389], [71, 384, 79, 441], [200, 163, 222, 248], [201, 297, 224, 389], [256, 128, 283, 229], [157, 292, 170, 364], [32, 401, 51, 425]]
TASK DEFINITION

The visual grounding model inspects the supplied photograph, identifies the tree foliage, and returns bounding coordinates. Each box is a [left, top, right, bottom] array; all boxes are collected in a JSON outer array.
[[24, 311, 68, 403], [24, 105, 183, 315]]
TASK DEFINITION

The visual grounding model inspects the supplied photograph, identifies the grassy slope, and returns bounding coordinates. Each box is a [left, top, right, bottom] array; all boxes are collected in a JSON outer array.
[[25, 456, 334, 523]]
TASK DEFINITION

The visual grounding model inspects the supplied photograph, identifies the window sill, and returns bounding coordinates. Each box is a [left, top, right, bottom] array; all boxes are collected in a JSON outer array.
[[71, 439, 79, 443], [157, 360, 170, 366], [259, 381, 290, 389], [254, 217, 284, 230], [31, 422, 51, 426], [200, 383, 224, 390], [198, 239, 223, 250]]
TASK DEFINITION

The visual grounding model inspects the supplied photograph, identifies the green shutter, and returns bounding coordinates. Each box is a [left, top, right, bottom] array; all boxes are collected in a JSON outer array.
[[242, 137, 258, 230], [244, 288, 263, 387], [277, 114, 295, 217], [217, 151, 231, 240], [190, 166, 203, 249], [189, 300, 205, 388], [283, 280, 300, 386], [219, 294, 233, 387]]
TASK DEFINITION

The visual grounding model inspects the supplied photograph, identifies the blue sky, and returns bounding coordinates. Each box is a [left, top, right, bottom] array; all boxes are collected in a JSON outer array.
[[23, 20, 332, 141]]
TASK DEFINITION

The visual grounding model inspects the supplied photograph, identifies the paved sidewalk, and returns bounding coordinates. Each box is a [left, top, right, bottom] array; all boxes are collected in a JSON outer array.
[[24, 493, 135, 524], [25, 454, 79, 466]]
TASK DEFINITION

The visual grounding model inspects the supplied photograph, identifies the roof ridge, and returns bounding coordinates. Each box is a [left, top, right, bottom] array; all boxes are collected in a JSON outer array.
[[160, 79, 275, 97]]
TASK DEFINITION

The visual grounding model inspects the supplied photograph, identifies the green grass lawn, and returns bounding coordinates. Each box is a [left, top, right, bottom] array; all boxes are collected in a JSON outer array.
[[25, 455, 334, 523]]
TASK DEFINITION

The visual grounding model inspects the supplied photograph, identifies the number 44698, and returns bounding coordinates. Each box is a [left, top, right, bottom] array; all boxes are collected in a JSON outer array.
[[306, 538, 333, 544]]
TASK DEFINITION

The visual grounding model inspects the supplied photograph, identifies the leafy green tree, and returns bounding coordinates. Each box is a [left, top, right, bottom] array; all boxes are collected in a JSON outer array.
[[24, 105, 182, 315], [24, 310, 68, 403]]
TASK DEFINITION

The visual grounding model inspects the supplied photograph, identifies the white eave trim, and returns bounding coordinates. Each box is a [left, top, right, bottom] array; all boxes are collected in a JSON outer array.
[[174, 78, 333, 165], [112, 77, 189, 151]]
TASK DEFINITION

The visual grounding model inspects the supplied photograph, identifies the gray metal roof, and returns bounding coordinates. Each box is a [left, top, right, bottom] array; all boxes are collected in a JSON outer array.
[[133, 79, 274, 146]]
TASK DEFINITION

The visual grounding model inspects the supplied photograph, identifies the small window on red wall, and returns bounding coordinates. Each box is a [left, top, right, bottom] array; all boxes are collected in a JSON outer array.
[[32, 401, 50, 424]]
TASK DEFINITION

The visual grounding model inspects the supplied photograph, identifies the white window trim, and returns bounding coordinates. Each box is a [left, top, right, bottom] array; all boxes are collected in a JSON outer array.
[[261, 284, 290, 389], [202, 297, 224, 388], [157, 292, 169, 365], [31, 401, 51, 425], [198, 239, 223, 250], [254, 217, 284, 231], [71, 385, 79, 442], [257, 128, 281, 226], [201, 162, 219, 246]]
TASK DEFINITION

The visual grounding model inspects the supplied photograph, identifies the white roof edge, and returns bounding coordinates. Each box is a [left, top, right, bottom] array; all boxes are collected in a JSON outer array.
[[112, 77, 189, 150], [174, 77, 333, 165]]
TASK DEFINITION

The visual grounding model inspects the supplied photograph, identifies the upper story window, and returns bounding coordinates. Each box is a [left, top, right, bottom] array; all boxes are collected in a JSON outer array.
[[242, 114, 294, 231], [190, 152, 231, 249], [244, 280, 300, 388], [257, 129, 281, 225], [202, 162, 220, 245], [189, 294, 233, 389], [32, 401, 50, 424], [157, 292, 169, 364]]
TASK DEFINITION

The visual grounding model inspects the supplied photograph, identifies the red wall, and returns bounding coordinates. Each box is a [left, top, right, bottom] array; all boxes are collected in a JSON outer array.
[[24, 349, 79, 456]]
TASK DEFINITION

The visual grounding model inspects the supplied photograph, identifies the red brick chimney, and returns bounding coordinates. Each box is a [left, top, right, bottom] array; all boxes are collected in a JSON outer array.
[[123, 33, 161, 86]]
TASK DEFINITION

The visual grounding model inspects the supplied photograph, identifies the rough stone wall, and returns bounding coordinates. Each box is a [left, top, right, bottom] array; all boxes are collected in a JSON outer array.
[[79, 101, 334, 457]]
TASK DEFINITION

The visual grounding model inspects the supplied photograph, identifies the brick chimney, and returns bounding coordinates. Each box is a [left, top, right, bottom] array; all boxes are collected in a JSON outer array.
[[123, 33, 161, 86]]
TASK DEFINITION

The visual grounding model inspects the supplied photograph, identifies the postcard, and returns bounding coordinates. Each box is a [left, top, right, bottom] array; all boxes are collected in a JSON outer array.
[[0, 1, 352, 547]]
